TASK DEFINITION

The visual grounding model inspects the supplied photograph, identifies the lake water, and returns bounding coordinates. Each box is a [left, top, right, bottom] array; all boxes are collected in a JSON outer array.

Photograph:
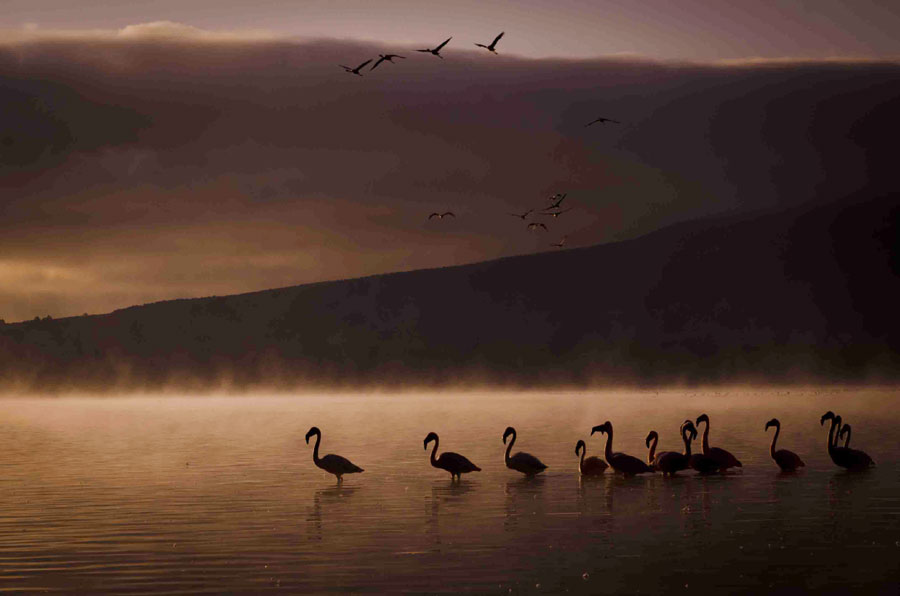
[[1, 388, 898, 594]]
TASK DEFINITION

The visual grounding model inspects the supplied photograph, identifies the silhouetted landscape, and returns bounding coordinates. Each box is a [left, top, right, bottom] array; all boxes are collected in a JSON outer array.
[[2, 192, 896, 392]]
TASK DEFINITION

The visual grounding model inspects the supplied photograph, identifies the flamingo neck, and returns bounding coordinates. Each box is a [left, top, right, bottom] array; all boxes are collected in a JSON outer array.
[[700, 420, 710, 455], [843, 428, 851, 448], [682, 427, 692, 457], [505, 432, 515, 464], [770, 424, 779, 459], [429, 437, 439, 466], [312, 432, 321, 465], [578, 445, 585, 474], [827, 419, 837, 454], [604, 427, 614, 461], [647, 435, 657, 464]]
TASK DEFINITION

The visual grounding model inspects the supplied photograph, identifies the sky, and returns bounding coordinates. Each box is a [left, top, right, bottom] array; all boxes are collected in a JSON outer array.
[[1, 2, 899, 322]]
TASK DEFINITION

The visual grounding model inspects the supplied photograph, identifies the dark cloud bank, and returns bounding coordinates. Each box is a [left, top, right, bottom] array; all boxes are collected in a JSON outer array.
[[0, 36, 898, 390]]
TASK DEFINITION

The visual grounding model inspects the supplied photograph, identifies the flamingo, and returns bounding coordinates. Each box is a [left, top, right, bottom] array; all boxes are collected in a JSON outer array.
[[339, 59, 373, 76], [764, 418, 805, 472], [839, 423, 852, 447], [424, 432, 481, 481], [655, 421, 698, 476], [508, 208, 534, 220], [305, 427, 364, 483], [575, 439, 608, 476], [503, 426, 547, 476], [585, 116, 620, 127], [820, 412, 874, 470], [695, 413, 742, 472], [428, 211, 455, 220], [475, 32, 504, 54], [550, 236, 567, 248], [371, 54, 405, 70], [527, 222, 548, 232], [591, 421, 652, 476], [540, 207, 573, 219], [416, 37, 452, 58]]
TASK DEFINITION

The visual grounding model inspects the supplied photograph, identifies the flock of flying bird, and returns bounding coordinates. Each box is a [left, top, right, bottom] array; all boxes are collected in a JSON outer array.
[[339, 32, 619, 249], [305, 411, 874, 483]]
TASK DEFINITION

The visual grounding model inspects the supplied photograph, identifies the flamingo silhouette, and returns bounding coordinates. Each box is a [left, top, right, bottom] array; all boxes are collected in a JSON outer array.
[[585, 116, 620, 127], [508, 209, 534, 220], [575, 439, 608, 475], [305, 426, 364, 483], [371, 54, 405, 70], [648, 421, 697, 476], [820, 412, 874, 470], [424, 432, 481, 481], [540, 207, 573, 219], [417, 37, 452, 58], [428, 212, 455, 220], [475, 32, 504, 54], [527, 222, 548, 232], [591, 421, 652, 476], [339, 59, 373, 76], [765, 418, 805, 472], [503, 426, 547, 476], [550, 236, 567, 248], [695, 413, 742, 472]]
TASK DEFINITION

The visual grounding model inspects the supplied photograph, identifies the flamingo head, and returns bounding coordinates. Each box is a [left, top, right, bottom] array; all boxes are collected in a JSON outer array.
[[645, 431, 658, 447], [423, 432, 438, 450], [820, 411, 835, 426], [590, 421, 611, 436], [575, 440, 585, 456], [502, 426, 516, 444], [834, 415, 842, 429], [696, 413, 709, 426], [681, 420, 698, 441], [305, 426, 320, 444], [765, 418, 779, 432]]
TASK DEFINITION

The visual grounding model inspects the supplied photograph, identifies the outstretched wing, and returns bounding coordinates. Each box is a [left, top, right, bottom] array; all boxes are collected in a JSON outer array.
[[442, 212, 455, 217], [435, 37, 452, 51], [371, 57, 386, 70], [355, 59, 373, 71], [428, 212, 441, 219], [491, 32, 505, 47]]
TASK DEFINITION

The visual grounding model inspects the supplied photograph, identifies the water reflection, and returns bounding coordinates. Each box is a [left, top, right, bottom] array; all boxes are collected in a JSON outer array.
[[0, 389, 897, 594]]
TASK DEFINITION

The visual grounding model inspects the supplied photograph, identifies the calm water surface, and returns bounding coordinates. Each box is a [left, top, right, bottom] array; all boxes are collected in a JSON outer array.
[[1, 388, 899, 594]]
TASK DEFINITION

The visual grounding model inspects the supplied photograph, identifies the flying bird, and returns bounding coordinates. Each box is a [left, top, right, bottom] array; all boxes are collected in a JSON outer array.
[[475, 31, 504, 53], [428, 212, 455, 220], [527, 222, 548, 232], [550, 236, 567, 248], [305, 426, 364, 483], [339, 59, 373, 76], [540, 208, 573, 219], [508, 209, 534, 220], [416, 37, 452, 58], [585, 116, 620, 127], [546, 193, 567, 209], [371, 54, 405, 70]]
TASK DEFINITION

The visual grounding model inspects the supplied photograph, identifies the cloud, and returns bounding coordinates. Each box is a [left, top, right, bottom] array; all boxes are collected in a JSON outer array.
[[0, 32, 897, 321]]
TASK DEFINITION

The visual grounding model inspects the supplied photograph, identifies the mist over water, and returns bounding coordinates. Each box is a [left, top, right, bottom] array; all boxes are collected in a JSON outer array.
[[1, 388, 898, 593]]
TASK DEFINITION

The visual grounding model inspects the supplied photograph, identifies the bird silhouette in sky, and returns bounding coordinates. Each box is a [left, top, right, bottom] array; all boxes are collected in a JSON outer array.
[[551, 236, 567, 248], [371, 54, 405, 70], [540, 207, 573, 219], [508, 209, 534, 220], [417, 37, 452, 58], [585, 116, 620, 127], [339, 59, 373, 76], [546, 193, 567, 210], [428, 212, 455, 220], [475, 32, 505, 54], [527, 222, 548, 232]]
